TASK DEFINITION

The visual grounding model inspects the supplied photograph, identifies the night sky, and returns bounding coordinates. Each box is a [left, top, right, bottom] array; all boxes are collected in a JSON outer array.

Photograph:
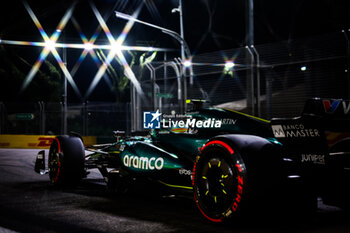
[[0, 0, 349, 102], [2, 0, 349, 53]]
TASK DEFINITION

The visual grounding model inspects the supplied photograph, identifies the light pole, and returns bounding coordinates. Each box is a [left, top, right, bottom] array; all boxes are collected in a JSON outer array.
[[115, 11, 191, 58], [343, 29, 350, 99], [115, 11, 192, 113], [171, 0, 185, 64], [62, 31, 68, 135], [245, 0, 255, 116], [171, 0, 190, 112]]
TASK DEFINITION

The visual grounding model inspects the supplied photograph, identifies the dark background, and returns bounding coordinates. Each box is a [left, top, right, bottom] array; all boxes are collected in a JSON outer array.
[[0, 0, 349, 103]]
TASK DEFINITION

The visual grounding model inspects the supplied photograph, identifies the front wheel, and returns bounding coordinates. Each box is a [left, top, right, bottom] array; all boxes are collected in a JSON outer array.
[[48, 136, 85, 186], [193, 140, 247, 222]]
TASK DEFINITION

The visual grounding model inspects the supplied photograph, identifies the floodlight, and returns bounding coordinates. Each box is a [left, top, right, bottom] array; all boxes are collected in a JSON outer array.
[[225, 61, 235, 69], [183, 60, 192, 68], [84, 42, 94, 51], [44, 40, 56, 51]]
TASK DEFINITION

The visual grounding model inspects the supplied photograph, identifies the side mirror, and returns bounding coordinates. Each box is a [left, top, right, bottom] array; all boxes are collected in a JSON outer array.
[[34, 150, 47, 174]]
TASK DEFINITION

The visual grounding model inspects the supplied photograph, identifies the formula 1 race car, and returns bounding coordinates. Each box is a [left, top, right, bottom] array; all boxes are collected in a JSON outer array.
[[34, 98, 350, 222]]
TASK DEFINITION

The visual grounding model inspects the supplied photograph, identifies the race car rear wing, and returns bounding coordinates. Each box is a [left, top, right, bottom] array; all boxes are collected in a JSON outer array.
[[271, 98, 350, 154], [302, 98, 350, 150], [303, 98, 350, 118]]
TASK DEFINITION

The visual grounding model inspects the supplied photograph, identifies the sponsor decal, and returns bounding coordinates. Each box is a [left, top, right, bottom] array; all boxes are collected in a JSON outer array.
[[323, 99, 350, 115], [272, 124, 320, 138], [0, 135, 95, 148], [232, 164, 244, 212], [162, 118, 222, 129], [271, 125, 285, 138], [144, 110, 223, 130], [301, 154, 325, 165], [123, 154, 164, 170], [219, 118, 237, 125], [143, 110, 161, 129], [37, 137, 54, 147], [179, 168, 192, 176]]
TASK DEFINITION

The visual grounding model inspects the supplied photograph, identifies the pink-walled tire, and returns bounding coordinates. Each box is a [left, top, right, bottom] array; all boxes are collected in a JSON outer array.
[[193, 140, 247, 222]]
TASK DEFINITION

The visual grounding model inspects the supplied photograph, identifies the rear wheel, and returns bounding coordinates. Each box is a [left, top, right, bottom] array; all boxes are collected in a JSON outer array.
[[193, 140, 247, 222], [48, 136, 85, 186]]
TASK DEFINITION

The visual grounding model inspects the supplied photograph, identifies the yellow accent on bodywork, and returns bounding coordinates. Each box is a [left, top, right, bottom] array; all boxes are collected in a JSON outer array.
[[158, 180, 193, 190], [222, 108, 270, 123]]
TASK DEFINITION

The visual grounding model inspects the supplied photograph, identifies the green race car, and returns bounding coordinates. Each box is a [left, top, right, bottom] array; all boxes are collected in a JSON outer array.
[[35, 98, 350, 222]]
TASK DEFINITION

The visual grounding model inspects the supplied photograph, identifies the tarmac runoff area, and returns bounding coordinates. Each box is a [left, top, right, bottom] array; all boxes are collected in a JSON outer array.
[[0, 148, 350, 233]]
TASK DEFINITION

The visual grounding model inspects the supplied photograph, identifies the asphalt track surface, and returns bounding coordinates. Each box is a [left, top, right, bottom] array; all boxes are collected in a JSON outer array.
[[1, 149, 350, 233]]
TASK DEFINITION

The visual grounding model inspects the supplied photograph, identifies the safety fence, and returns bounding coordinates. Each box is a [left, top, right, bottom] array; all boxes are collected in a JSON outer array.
[[137, 31, 349, 119], [0, 102, 129, 144], [0, 31, 349, 138]]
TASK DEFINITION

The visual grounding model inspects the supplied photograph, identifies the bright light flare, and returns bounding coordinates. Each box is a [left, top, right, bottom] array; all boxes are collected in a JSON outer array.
[[86, 1, 145, 99], [223, 60, 235, 77], [224, 61, 235, 69], [110, 41, 122, 54], [84, 42, 94, 51], [20, 1, 81, 98], [301, 66, 307, 71], [183, 59, 192, 68], [44, 39, 56, 51], [9, 1, 171, 100]]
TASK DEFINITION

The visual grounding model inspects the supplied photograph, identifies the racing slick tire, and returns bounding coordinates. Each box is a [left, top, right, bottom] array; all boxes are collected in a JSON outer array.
[[48, 135, 85, 186], [193, 140, 247, 222]]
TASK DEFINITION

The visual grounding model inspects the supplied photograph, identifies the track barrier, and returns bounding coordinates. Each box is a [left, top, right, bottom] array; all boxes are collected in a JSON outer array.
[[0, 135, 96, 149]]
